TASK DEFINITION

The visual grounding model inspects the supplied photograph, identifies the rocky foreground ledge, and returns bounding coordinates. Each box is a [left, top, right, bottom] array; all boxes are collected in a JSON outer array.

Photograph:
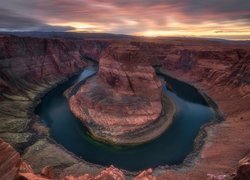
[[0, 138, 155, 179], [1, 138, 250, 179], [68, 45, 175, 145]]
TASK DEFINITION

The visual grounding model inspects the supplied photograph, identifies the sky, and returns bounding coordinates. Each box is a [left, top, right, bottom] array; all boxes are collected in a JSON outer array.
[[1, 0, 250, 40]]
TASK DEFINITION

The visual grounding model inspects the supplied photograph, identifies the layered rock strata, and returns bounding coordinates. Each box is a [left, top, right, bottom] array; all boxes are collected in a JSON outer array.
[[69, 45, 175, 144], [0, 139, 21, 180], [0, 35, 108, 149], [0, 35, 109, 177], [150, 40, 250, 179]]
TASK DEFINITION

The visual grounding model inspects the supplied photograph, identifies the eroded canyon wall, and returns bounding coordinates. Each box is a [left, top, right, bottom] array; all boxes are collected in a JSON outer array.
[[0, 35, 109, 149], [0, 36, 108, 96]]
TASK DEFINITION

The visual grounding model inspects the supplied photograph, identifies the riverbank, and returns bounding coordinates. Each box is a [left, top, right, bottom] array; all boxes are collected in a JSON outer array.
[[151, 68, 224, 171], [64, 64, 176, 146], [155, 67, 250, 179], [67, 46, 176, 145], [32, 60, 219, 173], [0, 65, 108, 177], [82, 93, 176, 145]]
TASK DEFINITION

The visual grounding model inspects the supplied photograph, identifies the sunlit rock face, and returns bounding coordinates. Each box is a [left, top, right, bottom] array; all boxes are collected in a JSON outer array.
[[0, 139, 21, 180], [69, 45, 165, 144]]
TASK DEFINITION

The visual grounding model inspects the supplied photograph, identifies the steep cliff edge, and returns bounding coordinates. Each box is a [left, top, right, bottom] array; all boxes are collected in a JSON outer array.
[[0, 139, 21, 180], [0, 35, 108, 149], [0, 35, 108, 96], [68, 44, 175, 144], [0, 35, 110, 177]]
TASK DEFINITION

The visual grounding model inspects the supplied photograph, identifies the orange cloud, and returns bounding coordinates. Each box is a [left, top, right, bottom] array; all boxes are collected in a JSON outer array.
[[1, 0, 250, 39]]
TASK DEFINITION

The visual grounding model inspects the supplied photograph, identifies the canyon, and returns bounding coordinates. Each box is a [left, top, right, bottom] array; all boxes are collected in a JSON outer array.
[[0, 33, 249, 179]]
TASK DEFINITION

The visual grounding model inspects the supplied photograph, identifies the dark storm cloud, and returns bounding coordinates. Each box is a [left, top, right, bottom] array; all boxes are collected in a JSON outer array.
[[0, 7, 75, 31]]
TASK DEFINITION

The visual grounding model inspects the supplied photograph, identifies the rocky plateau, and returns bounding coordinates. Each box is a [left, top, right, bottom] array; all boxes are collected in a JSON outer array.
[[68, 44, 175, 144]]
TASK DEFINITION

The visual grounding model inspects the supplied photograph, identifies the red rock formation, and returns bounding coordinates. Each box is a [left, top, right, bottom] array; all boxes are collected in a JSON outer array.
[[0, 138, 21, 180], [64, 165, 125, 180], [18, 173, 48, 180], [135, 168, 156, 180], [18, 164, 125, 180], [69, 45, 175, 144], [0, 35, 109, 149], [18, 164, 55, 180], [18, 162, 48, 180], [152, 40, 250, 179], [41, 166, 55, 179], [65, 165, 125, 180], [233, 152, 250, 180], [19, 162, 34, 174], [0, 36, 109, 96], [94, 165, 125, 180]]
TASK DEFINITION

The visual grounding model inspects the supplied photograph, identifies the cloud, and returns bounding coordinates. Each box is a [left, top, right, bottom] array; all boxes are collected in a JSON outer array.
[[0, 0, 249, 39], [0, 7, 75, 31], [215, 30, 224, 33]]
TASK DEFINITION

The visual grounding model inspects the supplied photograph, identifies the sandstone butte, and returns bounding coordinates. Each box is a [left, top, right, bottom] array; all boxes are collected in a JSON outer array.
[[0, 34, 249, 179], [68, 45, 175, 145]]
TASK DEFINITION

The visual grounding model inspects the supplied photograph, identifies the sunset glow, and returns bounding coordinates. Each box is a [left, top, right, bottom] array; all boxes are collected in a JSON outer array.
[[1, 0, 250, 40]]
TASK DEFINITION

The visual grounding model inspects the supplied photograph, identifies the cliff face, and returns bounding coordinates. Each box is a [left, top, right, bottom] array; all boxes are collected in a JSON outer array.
[[0, 35, 249, 179], [0, 139, 20, 180], [164, 49, 250, 90], [143, 41, 250, 179], [130, 40, 250, 92], [0, 36, 108, 96], [69, 44, 175, 144], [124, 40, 250, 178], [0, 35, 111, 178], [0, 35, 109, 152]]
